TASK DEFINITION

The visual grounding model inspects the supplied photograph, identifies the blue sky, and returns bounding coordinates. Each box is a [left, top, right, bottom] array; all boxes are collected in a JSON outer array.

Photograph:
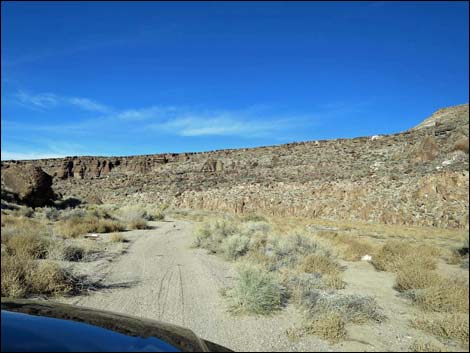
[[1, 1, 469, 159]]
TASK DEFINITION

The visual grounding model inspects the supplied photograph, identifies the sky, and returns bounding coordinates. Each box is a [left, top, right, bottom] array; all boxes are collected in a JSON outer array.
[[1, 1, 469, 160]]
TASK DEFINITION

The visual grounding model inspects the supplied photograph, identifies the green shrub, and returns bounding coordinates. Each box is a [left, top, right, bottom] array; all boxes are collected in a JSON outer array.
[[193, 219, 239, 253], [225, 263, 285, 315], [222, 235, 250, 260]]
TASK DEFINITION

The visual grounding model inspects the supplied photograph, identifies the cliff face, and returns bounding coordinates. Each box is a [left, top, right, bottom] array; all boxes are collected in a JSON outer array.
[[2, 104, 469, 229]]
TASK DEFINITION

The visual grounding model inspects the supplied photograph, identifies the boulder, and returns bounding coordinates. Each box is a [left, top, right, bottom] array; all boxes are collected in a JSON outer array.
[[1, 164, 55, 207], [413, 135, 438, 162]]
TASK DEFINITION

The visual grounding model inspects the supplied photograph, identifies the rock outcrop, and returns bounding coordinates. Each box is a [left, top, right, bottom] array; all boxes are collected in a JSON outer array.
[[1, 104, 468, 229], [1, 164, 55, 207]]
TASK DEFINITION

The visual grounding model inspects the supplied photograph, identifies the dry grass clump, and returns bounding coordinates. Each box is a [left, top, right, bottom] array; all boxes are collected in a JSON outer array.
[[322, 273, 346, 290], [5, 233, 51, 259], [115, 205, 151, 229], [304, 312, 347, 343], [1, 256, 75, 298], [395, 265, 440, 292], [109, 233, 126, 243], [413, 277, 469, 314], [317, 232, 376, 261], [409, 339, 450, 352], [27, 261, 74, 295], [412, 313, 469, 346], [299, 254, 341, 276], [1, 255, 35, 297], [339, 238, 376, 261], [225, 263, 285, 315], [372, 240, 439, 272], [1, 217, 51, 259], [302, 290, 387, 324], [59, 208, 87, 220], [54, 216, 125, 238]]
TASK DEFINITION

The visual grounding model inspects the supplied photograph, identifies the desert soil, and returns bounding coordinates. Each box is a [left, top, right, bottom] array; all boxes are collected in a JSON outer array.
[[59, 219, 456, 352]]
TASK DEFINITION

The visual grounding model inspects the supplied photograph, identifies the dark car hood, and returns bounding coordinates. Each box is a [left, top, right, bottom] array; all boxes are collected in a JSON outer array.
[[1, 299, 232, 352]]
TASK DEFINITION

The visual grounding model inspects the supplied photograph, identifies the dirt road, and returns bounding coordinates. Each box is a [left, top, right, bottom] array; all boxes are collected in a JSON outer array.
[[61, 219, 449, 352], [62, 219, 325, 352]]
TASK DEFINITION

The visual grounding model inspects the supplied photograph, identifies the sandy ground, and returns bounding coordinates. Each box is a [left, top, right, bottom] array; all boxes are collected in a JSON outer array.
[[59, 219, 463, 352]]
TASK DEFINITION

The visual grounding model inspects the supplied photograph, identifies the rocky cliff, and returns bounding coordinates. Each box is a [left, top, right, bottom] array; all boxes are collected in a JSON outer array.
[[2, 104, 468, 229]]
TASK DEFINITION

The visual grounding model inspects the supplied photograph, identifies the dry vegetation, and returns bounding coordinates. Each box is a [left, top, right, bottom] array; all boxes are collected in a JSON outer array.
[[0, 201, 167, 299], [191, 212, 469, 349], [366, 238, 469, 348], [304, 312, 346, 343], [192, 215, 388, 342]]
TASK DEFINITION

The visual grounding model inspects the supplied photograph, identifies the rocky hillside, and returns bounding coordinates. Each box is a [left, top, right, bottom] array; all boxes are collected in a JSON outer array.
[[2, 104, 469, 229]]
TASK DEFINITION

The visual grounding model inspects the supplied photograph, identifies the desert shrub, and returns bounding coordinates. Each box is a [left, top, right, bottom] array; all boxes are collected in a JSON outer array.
[[412, 313, 469, 345], [453, 137, 469, 154], [395, 266, 440, 292], [116, 205, 150, 229], [59, 208, 87, 220], [412, 277, 469, 313], [241, 214, 268, 222], [54, 216, 124, 238], [221, 235, 250, 261], [334, 236, 376, 261], [128, 218, 149, 230], [241, 221, 271, 236], [93, 219, 124, 233], [12, 206, 35, 218], [281, 270, 345, 304], [409, 339, 449, 352], [261, 233, 324, 271], [304, 312, 347, 343], [109, 233, 126, 243], [6, 233, 51, 259], [151, 210, 165, 221], [302, 290, 386, 324], [46, 242, 86, 262], [146, 204, 167, 221], [193, 219, 239, 253], [88, 207, 112, 220], [299, 254, 341, 276], [280, 271, 325, 304], [322, 273, 346, 290], [1, 255, 35, 297], [1, 256, 75, 297], [1, 216, 49, 237], [1, 217, 51, 259], [372, 241, 439, 272], [27, 261, 74, 295], [225, 263, 285, 315], [42, 207, 61, 221]]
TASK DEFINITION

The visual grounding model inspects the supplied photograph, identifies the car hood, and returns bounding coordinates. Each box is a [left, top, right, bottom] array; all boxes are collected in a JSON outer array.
[[1, 298, 232, 352]]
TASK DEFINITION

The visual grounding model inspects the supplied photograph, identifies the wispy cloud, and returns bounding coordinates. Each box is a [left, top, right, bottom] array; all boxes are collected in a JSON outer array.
[[17, 91, 59, 109], [15, 90, 112, 113], [6, 97, 310, 139], [67, 97, 111, 113], [154, 114, 295, 137]]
